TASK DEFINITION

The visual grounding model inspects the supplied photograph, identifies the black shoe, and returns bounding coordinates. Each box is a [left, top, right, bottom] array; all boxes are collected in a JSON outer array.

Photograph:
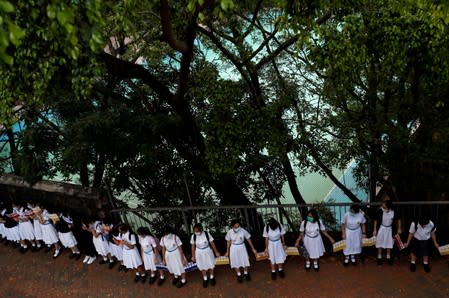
[[149, 276, 157, 284], [69, 253, 76, 259], [237, 275, 243, 283], [172, 277, 179, 286], [140, 275, 147, 283], [271, 272, 277, 280], [313, 263, 320, 271], [53, 250, 61, 259], [210, 277, 216, 286], [44, 246, 52, 253], [387, 258, 393, 266], [343, 258, 350, 267], [108, 261, 116, 269], [176, 280, 186, 288], [305, 263, 311, 271], [244, 273, 251, 281], [118, 264, 125, 272], [410, 263, 416, 272], [35, 245, 43, 251], [99, 259, 108, 265], [377, 258, 383, 265], [351, 258, 357, 266], [424, 264, 431, 273], [134, 275, 141, 283], [124, 268, 129, 273], [203, 279, 208, 288], [75, 253, 82, 260], [157, 278, 165, 286], [278, 270, 285, 278], [20, 247, 28, 254]]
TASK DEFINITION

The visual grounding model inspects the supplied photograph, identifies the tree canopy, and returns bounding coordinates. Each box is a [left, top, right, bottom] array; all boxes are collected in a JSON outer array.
[[1, 0, 449, 207]]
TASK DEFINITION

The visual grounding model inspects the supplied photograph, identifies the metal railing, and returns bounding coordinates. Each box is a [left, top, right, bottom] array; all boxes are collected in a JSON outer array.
[[110, 201, 449, 244]]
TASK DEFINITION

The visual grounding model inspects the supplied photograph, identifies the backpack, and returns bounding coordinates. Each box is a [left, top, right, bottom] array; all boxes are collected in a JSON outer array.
[[193, 231, 211, 246]]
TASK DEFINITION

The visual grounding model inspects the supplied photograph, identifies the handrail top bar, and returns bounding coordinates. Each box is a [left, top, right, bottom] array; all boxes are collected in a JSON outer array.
[[110, 201, 449, 213]]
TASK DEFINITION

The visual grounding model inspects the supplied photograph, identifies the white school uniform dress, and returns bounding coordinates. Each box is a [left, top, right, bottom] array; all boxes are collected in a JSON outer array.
[[40, 210, 59, 245], [263, 224, 287, 265], [140, 235, 159, 271], [161, 234, 185, 276], [375, 209, 395, 249], [300, 220, 326, 259], [190, 232, 215, 271], [33, 217, 43, 241], [0, 221, 5, 239], [17, 208, 35, 241], [342, 212, 366, 255], [225, 228, 251, 269], [121, 231, 143, 269], [92, 221, 110, 256], [110, 235, 123, 261]]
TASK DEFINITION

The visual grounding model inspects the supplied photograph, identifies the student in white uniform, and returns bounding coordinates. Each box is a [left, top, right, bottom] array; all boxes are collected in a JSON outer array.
[[263, 218, 287, 280], [373, 199, 402, 265], [13, 202, 37, 253], [55, 213, 81, 259], [160, 227, 188, 288], [80, 218, 97, 265], [100, 218, 117, 268], [190, 223, 220, 288], [341, 204, 366, 266], [90, 218, 112, 265], [0, 208, 6, 242], [295, 209, 335, 271], [37, 206, 61, 258], [137, 227, 165, 286], [404, 216, 439, 273], [119, 224, 145, 283], [225, 219, 257, 283], [108, 223, 124, 271], [27, 202, 43, 251], [4, 207, 20, 247]]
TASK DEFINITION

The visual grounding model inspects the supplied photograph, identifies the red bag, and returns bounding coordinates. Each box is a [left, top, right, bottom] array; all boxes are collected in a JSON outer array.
[[393, 235, 405, 250]]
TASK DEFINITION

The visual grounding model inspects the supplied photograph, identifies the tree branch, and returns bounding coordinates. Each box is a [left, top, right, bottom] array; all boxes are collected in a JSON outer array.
[[159, 0, 189, 53]]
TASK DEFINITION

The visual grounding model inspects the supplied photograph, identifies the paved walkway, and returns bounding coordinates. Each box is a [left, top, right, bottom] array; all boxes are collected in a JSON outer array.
[[1, 243, 448, 298]]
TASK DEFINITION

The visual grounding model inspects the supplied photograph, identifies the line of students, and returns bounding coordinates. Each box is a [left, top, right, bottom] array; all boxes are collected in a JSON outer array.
[[0, 199, 442, 290]]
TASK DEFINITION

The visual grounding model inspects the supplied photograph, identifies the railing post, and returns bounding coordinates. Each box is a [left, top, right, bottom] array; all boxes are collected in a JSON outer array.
[[182, 209, 190, 235]]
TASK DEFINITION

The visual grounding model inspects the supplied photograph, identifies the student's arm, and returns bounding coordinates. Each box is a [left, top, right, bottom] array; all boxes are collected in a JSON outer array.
[[341, 223, 346, 240], [404, 230, 414, 248], [122, 239, 135, 249], [361, 223, 366, 238], [224, 240, 231, 257], [210, 240, 220, 257], [295, 232, 304, 246], [191, 243, 196, 262], [373, 220, 378, 236], [396, 219, 402, 236], [321, 230, 335, 244], [246, 238, 257, 255], [162, 246, 167, 264], [178, 245, 187, 265], [431, 231, 439, 248]]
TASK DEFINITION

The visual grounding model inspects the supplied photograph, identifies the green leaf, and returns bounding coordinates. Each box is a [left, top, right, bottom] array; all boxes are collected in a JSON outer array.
[[0, 1, 14, 13], [8, 22, 25, 46]]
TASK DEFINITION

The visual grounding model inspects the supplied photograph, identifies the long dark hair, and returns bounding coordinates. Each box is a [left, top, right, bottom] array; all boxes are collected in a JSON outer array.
[[307, 209, 319, 223]]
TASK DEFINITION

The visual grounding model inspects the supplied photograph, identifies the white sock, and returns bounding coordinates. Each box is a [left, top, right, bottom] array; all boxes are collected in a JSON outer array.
[[237, 272, 241, 276], [423, 261, 428, 265], [181, 279, 186, 283], [160, 276, 165, 279], [135, 272, 140, 276], [210, 275, 214, 279], [411, 261, 416, 264], [386, 255, 391, 259], [278, 269, 283, 271], [203, 276, 208, 281], [377, 254, 382, 258]]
